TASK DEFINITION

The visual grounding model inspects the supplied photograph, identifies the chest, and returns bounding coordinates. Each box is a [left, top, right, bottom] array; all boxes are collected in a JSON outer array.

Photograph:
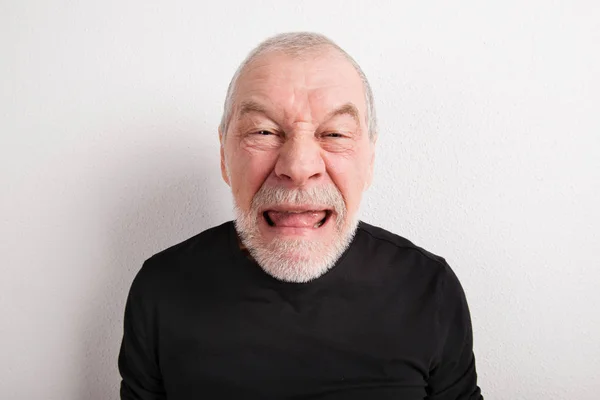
[[157, 279, 439, 399]]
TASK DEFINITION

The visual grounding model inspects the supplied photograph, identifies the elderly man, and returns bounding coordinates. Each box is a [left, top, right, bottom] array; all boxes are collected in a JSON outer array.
[[119, 32, 483, 399]]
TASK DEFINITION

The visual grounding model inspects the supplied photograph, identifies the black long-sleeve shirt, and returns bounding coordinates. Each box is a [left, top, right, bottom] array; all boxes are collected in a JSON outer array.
[[119, 221, 482, 399]]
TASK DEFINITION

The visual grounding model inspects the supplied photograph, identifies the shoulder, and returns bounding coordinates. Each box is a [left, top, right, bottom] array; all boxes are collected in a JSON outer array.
[[357, 221, 447, 265], [149, 220, 233, 264], [128, 221, 234, 295], [356, 221, 448, 272], [354, 221, 463, 294], [355, 221, 471, 329]]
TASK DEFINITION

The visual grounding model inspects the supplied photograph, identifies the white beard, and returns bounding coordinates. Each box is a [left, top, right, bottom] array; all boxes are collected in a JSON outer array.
[[233, 185, 359, 283]]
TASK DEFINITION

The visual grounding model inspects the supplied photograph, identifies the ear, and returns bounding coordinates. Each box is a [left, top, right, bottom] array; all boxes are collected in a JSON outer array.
[[219, 130, 230, 186]]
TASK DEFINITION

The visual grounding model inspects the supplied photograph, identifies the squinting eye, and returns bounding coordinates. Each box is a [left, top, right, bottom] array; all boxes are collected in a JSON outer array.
[[325, 133, 344, 138], [256, 130, 274, 136]]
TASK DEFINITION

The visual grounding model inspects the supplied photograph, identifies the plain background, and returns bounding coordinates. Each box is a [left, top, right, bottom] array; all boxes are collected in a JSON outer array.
[[2, 1, 599, 399]]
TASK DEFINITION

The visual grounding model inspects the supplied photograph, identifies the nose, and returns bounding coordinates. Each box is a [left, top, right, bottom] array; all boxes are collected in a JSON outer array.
[[274, 136, 325, 187]]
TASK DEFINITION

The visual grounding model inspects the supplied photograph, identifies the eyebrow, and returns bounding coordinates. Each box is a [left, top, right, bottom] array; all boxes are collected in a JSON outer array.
[[237, 100, 270, 119], [236, 100, 361, 129], [324, 102, 361, 128]]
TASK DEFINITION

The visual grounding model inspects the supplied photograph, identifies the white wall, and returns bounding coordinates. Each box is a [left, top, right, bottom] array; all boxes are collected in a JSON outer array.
[[2, 1, 599, 399]]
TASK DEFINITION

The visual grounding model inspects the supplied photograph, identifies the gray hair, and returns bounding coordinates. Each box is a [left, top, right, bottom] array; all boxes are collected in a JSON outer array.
[[219, 32, 377, 141]]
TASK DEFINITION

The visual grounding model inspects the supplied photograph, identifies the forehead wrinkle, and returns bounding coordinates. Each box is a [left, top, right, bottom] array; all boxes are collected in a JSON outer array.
[[284, 87, 314, 127], [235, 51, 365, 133]]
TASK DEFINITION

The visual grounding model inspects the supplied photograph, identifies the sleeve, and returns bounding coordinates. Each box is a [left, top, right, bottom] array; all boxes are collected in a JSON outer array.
[[425, 263, 483, 400], [118, 259, 167, 399]]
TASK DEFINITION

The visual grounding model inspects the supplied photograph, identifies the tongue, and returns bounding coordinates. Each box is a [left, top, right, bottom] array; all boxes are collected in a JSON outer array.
[[267, 211, 327, 228]]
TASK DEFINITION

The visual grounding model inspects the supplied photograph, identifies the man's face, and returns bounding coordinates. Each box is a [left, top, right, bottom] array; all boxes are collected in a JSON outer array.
[[220, 49, 375, 282]]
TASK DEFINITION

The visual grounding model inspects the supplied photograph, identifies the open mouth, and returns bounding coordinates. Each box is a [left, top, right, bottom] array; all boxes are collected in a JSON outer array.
[[262, 209, 332, 229]]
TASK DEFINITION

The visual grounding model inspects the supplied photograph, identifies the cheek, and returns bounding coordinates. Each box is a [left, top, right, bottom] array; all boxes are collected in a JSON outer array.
[[226, 145, 277, 208], [324, 154, 370, 212]]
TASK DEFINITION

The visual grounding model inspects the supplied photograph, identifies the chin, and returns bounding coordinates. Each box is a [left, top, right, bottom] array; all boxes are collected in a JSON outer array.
[[253, 237, 334, 283], [234, 210, 359, 283], [232, 184, 359, 283]]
